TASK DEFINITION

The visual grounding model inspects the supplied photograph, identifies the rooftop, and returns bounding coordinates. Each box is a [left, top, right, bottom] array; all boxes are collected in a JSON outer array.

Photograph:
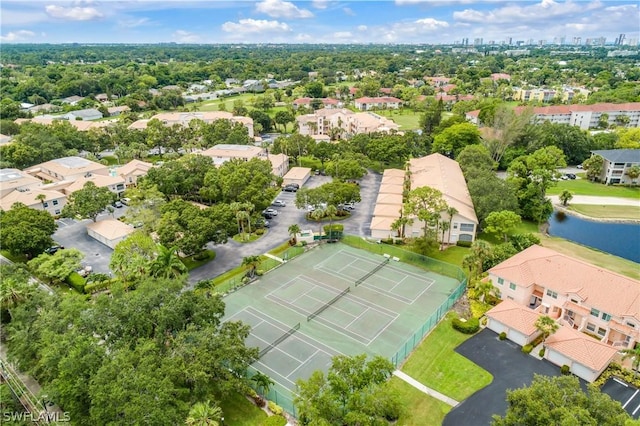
[[591, 149, 640, 164], [545, 325, 618, 371], [486, 299, 541, 336]]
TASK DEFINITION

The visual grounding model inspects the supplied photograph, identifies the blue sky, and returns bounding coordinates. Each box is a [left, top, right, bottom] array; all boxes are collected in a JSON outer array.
[[1, 1, 638, 44]]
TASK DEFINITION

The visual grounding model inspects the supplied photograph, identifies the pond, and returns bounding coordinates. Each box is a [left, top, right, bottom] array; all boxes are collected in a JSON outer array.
[[548, 211, 640, 263]]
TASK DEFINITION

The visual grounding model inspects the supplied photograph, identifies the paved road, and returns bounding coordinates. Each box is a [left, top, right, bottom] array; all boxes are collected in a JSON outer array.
[[187, 171, 382, 286]]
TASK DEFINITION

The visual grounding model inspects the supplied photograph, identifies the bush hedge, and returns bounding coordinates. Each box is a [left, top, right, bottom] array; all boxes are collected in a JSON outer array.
[[452, 317, 480, 334], [538, 348, 546, 357], [561, 365, 571, 375], [65, 272, 86, 293], [522, 344, 533, 354], [499, 332, 507, 340], [268, 401, 283, 416], [594, 363, 640, 388], [84, 280, 112, 294], [261, 416, 287, 426], [456, 240, 472, 247]]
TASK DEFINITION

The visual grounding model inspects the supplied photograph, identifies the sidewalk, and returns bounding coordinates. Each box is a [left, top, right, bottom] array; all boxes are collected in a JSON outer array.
[[393, 370, 459, 407]]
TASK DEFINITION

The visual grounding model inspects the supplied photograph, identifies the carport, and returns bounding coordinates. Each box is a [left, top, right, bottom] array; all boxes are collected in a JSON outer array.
[[86, 219, 135, 249]]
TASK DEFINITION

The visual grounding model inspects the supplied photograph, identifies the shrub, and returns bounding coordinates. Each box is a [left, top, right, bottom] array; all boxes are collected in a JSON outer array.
[[256, 269, 264, 276], [452, 317, 480, 334], [456, 240, 472, 247], [509, 233, 541, 252], [253, 395, 266, 407], [531, 334, 544, 347], [255, 228, 266, 235], [480, 317, 488, 326], [561, 365, 571, 375], [193, 251, 210, 261], [538, 348, 546, 357], [84, 280, 112, 294], [522, 344, 533, 354], [499, 332, 507, 340], [261, 416, 287, 426], [65, 272, 86, 293], [268, 401, 283, 416], [301, 241, 307, 246]]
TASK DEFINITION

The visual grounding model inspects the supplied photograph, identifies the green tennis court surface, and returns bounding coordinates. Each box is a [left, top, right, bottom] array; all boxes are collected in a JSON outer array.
[[222, 243, 461, 408]]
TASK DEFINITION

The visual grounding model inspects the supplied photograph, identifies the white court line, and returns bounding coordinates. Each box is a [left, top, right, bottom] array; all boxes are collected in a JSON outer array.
[[337, 258, 360, 274], [366, 312, 399, 346], [254, 360, 297, 387], [623, 389, 639, 409], [303, 292, 359, 321], [265, 275, 303, 299], [285, 349, 320, 379], [344, 306, 371, 329], [314, 249, 358, 270]]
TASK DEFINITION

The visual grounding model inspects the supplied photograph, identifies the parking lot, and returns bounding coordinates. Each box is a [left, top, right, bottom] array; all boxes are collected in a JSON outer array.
[[602, 378, 640, 419]]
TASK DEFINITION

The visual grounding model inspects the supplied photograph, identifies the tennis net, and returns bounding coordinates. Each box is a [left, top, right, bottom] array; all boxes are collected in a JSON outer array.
[[307, 287, 351, 322], [355, 258, 389, 286], [258, 322, 301, 358]]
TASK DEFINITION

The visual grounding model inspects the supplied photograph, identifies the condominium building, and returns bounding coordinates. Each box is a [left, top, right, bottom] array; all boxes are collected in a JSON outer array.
[[591, 149, 640, 185], [128, 111, 254, 138], [296, 108, 399, 139]]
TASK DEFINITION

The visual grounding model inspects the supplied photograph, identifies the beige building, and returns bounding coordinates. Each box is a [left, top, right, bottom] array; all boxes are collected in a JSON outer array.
[[297, 108, 400, 140], [370, 154, 478, 242], [488, 245, 640, 351], [86, 219, 135, 249], [128, 111, 254, 138], [0, 187, 67, 216], [354, 96, 403, 111], [200, 144, 289, 178], [282, 167, 311, 187], [116, 160, 154, 187], [0, 168, 42, 197]]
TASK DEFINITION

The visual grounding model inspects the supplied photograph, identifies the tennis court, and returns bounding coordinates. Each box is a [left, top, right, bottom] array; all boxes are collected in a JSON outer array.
[[221, 242, 462, 411]]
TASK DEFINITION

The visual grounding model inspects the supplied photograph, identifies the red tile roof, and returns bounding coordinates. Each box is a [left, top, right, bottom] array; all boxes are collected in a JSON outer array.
[[486, 299, 542, 336], [545, 325, 618, 371], [354, 96, 403, 104]]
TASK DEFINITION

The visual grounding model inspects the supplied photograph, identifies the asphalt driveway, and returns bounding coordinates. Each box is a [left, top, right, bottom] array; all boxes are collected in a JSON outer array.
[[443, 328, 562, 426]]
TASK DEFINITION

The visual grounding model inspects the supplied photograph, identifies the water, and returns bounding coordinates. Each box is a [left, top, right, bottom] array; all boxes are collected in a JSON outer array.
[[548, 211, 640, 263]]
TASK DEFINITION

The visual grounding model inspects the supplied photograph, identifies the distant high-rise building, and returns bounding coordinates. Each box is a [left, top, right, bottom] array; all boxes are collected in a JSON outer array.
[[538, 40, 547, 46], [488, 40, 495, 45], [616, 33, 626, 45], [474, 38, 483, 46], [628, 38, 638, 47], [506, 37, 513, 45], [573, 37, 582, 45]]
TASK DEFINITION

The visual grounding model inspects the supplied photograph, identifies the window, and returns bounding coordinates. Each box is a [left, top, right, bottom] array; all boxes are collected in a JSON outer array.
[[597, 328, 606, 337], [460, 223, 475, 232], [601, 313, 611, 321], [586, 323, 596, 332], [509, 283, 516, 290], [43, 202, 49, 208], [52, 200, 58, 206], [546, 290, 558, 299], [626, 322, 636, 328], [497, 278, 504, 285], [590, 308, 600, 317], [54, 209, 60, 215], [570, 298, 578, 303]]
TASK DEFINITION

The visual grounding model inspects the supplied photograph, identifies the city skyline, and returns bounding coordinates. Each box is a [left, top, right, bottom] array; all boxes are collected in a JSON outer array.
[[1, 1, 639, 45]]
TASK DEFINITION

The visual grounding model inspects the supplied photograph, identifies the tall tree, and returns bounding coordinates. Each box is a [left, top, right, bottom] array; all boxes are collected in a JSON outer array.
[[404, 186, 447, 240], [251, 372, 274, 397], [534, 315, 559, 344], [288, 224, 301, 245], [109, 231, 157, 282], [432, 122, 481, 158], [0, 202, 57, 257], [150, 244, 187, 279], [484, 210, 522, 242], [582, 155, 604, 182], [620, 345, 640, 377], [559, 190, 573, 206], [185, 401, 223, 426], [492, 375, 630, 426], [27, 249, 84, 285], [62, 182, 115, 222]]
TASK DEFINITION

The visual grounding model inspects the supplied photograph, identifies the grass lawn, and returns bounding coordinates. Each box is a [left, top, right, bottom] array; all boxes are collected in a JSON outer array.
[[180, 249, 216, 271], [0, 250, 29, 263], [233, 233, 262, 243], [567, 204, 640, 220], [219, 392, 268, 426], [400, 312, 493, 402], [387, 377, 452, 425], [426, 245, 470, 267], [547, 179, 640, 199], [477, 220, 540, 245], [376, 109, 421, 130]]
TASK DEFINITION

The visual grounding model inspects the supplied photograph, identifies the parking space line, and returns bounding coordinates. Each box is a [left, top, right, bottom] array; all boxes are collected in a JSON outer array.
[[623, 389, 639, 409], [614, 378, 629, 387]]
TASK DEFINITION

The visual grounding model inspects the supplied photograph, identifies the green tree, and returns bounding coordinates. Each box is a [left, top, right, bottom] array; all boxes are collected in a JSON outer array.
[[621, 345, 640, 377], [404, 186, 447, 240], [559, 190, 573, 206], [0, 264, 35, 321], [534, 315, 559, 344], [492, 375, 630, 426], [109, 231, 157, 282], [432, 122, 481, 158], [274, 110, 295, 133], [295, 354, 401, 425], [185, 400, 223, 426], [615, 128, 640, 149], [288, 223, 301, 245], [251, 371, 274, 396], [0, 202, 57, 257], [484, 210, 522, 242], [463, 240, 493, 278], [325, 158, 366, 181], [62, 181, 115, 222], [582, 155, 605, 182], [27, 248, 83, 285], [151, 244, 187, 279], [242, 255, 261, 278], [625, 165, 640, 185], [474, 279, 497, 303], [419, 98, 443, 136], [304, 81, 324, 98], [457, 144, 496, 178], [483, 106, 533, 164]]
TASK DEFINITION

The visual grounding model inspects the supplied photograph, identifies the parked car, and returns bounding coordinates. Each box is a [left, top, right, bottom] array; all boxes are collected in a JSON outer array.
[[121, 197, 131, 205], [263, 208, 278, 216], [576, 164, 583, 169], [262, 212, 275, 219], [113, 200, 123, 208], [44, 245, 64, 255], [566, 173, 577, 180], [283, 185, 298, 192], [272, 200, 286, 207]]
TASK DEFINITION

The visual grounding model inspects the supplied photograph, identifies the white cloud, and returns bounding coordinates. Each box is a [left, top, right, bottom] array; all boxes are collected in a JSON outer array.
[[343, 7, 355, 16], [222, 18, 291, 34], [255, 0, 313, 18], [172, 30, 200, 43], [357, 25, 368, 31], [453, 0, 603, 24], [333, 31, 353, 39], [0, 29, 36, 41], [118, 17, 151, 29], [414, 17, 449, 30], [311, 0, 329, 9], [45, 4, 104, 21], [296, 33, 313, 41]]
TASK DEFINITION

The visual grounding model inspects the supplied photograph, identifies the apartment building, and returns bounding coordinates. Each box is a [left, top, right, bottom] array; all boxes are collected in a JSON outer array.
[[354, 96, 403, 111], [591, 149, 640, 185], [200, 144, 289, 178], [370, 154, 478, 243], [296, 108, 399, 139], [128, 111, 254, 138]]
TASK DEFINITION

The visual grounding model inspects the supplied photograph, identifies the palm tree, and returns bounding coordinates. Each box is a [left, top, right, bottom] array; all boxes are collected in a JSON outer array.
[[242, 255, 262, 278], [463, 240, 493, 278], [325, 205, 338, 240], [559, 190, 573, 206], [35, 193, 47, 209], [439, 220, 449, 251], [311, 208, 325, 239], [251, 371, 274, 396], [446, 206, 458, 245], [288, 224, 301, 245], [535, 315, 559, 345], [230, 202, 243, 235], [185, 400, 223, 426], [150, 244, 187, 279], [236, 210, 250, 241], [621, 345, 640, 377], [474, 279, 496, 303]]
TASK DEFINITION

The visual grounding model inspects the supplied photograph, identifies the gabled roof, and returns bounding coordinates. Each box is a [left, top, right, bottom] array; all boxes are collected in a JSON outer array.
[[488, 245, 640, 321], [116, 160, 153, 177], [373, 203, 402, 218], [86, 219, 135, 240], [0, 188, 65, 211], [354, 96, 403, 104], [591, 149, 640, 164], [68, 108, 102, 119], [486, 299, 542, 336], [545, 326, 618, 371]]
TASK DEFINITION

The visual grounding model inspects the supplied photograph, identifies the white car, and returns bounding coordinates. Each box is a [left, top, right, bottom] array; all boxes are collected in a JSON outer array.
[[272, 200, 286, 207], [264, 208, 278, 216]]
